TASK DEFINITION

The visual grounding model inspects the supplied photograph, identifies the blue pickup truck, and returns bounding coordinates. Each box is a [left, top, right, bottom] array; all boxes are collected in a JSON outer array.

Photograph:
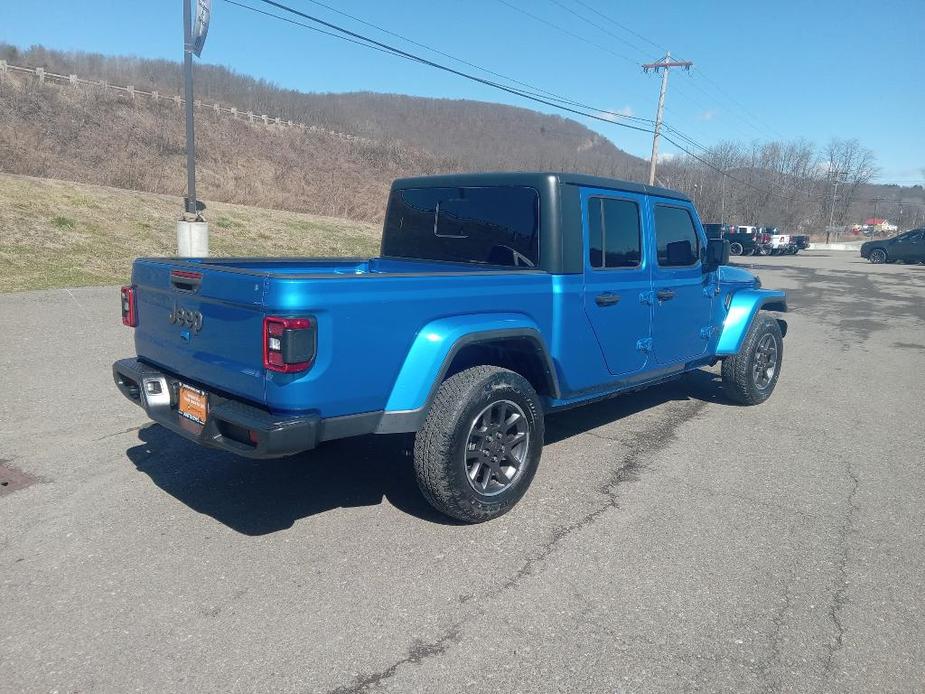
[[113, 172, 787, 522]]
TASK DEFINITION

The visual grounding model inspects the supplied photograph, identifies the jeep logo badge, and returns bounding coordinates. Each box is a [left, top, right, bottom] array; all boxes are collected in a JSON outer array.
[[169, 303, 204, 333]]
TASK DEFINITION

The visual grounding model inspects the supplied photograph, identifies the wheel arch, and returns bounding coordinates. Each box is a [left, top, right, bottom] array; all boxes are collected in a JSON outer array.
[[715, 289, 788, 356], [377, 315, 559, 434]]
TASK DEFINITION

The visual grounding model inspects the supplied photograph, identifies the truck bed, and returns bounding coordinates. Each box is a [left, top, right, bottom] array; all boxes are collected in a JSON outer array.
[[130, 256, 554, 416]]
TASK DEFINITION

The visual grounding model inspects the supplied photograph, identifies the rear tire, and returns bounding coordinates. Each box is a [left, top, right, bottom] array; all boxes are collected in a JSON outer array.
[[721, 315, 783, 405], [729, 242, 744, 256], [413, 366, 544, 523]]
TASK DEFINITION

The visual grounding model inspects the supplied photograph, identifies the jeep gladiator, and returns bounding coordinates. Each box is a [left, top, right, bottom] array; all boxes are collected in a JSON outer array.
[[113, 172, 787, 522]]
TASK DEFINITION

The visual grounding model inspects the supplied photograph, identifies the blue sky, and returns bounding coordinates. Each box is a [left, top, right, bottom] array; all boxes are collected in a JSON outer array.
[[1, 0, 922, 184]]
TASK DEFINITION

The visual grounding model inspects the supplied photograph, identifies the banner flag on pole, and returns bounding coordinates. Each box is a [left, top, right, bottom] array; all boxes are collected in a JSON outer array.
[[191, 0, 211, 57]]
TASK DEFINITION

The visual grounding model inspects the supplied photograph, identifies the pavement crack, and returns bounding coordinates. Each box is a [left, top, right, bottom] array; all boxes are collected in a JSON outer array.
[[94, 425, 145, 441], [62, 288, 91, 319], [324, 627, 460, 694], [822, 456, 860, 675], [759, 574, 794, 694], [502, 399, 708, 591], [583, 430, 620, 442], [321, 398, 708, 693]]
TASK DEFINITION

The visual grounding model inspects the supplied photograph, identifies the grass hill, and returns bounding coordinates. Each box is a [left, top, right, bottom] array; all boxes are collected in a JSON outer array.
[[0, 173, 379, 292]]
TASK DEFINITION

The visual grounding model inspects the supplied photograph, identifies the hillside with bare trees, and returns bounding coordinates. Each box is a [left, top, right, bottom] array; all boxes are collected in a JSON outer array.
[[1, 43, 922, 231]]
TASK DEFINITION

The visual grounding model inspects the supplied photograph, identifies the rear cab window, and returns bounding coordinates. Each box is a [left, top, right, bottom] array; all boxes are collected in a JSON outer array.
[[381, 186, 540, 268], [654, 205, 701, 267]]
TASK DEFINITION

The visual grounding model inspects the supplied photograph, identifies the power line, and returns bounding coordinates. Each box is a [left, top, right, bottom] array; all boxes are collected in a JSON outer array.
[[227, 0, 655, 125], [570, 0, 666, 54], [544, 0, 655, 59], [221, 0, 836, 206], [543, 0, 784, 143], [690, 68, 786, 139], [496, 0, 786, 151], [224, 0, 656, 133], [221, 0, 406, 59], [296, 0, 616, 114], [493, 0, 638, 67]]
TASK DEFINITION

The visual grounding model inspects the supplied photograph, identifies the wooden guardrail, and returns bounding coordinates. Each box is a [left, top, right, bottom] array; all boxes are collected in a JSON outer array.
[[0, 59, 373, 144]]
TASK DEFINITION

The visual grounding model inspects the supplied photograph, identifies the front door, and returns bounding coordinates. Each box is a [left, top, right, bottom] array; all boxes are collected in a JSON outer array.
[[649, 201, 714, 365], [581, 189, 652, 376]]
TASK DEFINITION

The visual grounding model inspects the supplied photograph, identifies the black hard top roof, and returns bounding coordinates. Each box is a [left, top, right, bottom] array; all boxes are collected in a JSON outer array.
[[391, 171, 690, 202]]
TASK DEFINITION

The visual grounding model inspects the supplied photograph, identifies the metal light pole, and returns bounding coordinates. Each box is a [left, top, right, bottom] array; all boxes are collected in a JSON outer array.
[[177, 0, 211, 257], [183, 0, 197, 218]]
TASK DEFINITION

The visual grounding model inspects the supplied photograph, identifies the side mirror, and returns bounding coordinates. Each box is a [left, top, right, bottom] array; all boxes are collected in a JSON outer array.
[[704, 238, 729, 271]]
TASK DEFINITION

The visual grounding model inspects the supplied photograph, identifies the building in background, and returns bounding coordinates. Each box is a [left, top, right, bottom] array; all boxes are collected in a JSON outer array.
[[863, 218, 898, 234]]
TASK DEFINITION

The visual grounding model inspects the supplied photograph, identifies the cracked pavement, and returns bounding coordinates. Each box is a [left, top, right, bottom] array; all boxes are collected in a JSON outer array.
[[1, 252, 924, 692]]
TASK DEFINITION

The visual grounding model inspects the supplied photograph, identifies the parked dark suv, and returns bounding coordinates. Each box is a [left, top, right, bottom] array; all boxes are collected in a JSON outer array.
[[861, 228, 925, 264]]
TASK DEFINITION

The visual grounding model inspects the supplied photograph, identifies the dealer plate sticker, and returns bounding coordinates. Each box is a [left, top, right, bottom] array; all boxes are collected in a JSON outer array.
[[178, 384, 208, 425]]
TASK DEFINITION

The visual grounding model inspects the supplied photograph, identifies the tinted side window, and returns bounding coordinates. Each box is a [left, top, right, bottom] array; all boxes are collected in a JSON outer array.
[[654, 205, 700, 267], [381, 186, 539, 268], [588, 197, 642, 269]]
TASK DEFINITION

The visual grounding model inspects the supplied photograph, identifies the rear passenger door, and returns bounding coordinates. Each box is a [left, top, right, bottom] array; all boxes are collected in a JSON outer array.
[[649, 200, 714, 365], [894, 230, 925, 261], [581, 189, 652, 377]]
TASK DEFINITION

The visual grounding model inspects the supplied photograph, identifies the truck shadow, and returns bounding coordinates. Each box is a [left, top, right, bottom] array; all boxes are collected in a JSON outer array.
[[125, 369, 730, 534]]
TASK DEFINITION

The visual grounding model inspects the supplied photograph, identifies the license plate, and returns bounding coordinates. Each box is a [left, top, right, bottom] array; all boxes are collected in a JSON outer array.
[[178, 384, 208, 425]]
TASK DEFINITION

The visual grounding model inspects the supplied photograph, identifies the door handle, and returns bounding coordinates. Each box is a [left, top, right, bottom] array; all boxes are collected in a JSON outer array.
[[595, 292, 621, 307], [656, 289, 675, 302]]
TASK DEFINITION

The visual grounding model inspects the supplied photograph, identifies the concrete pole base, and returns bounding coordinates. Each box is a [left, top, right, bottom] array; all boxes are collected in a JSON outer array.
[[177, 220, 209, 257]]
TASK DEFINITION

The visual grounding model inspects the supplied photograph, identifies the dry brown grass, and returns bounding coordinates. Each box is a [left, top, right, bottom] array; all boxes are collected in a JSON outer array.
[[0, 173, 381, 292]]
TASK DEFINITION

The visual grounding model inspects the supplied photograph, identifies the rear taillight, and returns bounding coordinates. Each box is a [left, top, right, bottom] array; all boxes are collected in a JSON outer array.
[[121, 286, 137, 327], [263, 316, 316, 373]]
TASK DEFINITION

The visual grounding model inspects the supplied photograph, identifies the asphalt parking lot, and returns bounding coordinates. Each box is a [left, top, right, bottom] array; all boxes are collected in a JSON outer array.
[[1, 251, 924, 693]]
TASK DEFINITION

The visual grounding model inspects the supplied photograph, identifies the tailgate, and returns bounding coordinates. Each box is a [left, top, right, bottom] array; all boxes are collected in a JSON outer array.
[[132, 259, 268, 404]]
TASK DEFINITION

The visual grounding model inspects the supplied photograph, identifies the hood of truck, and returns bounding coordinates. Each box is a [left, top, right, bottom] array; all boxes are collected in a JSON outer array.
[[719, 264, 760, 289]]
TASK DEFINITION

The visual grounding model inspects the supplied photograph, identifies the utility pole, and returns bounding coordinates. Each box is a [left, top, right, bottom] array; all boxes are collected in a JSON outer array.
[[872, 195, 884, 219], [826, 168, 847, 243], [643, 52, 693, 186]]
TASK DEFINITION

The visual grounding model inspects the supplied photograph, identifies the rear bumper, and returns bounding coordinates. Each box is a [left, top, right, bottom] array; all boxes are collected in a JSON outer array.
[[112, 358, 379, 459]]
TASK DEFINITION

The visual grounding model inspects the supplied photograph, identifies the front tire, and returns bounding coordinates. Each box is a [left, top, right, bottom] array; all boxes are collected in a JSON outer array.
[[868, 248, 887, 264], [414, 366, 544, 523], [729, 242, 744, 256], [721, 315, 783, 405]]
